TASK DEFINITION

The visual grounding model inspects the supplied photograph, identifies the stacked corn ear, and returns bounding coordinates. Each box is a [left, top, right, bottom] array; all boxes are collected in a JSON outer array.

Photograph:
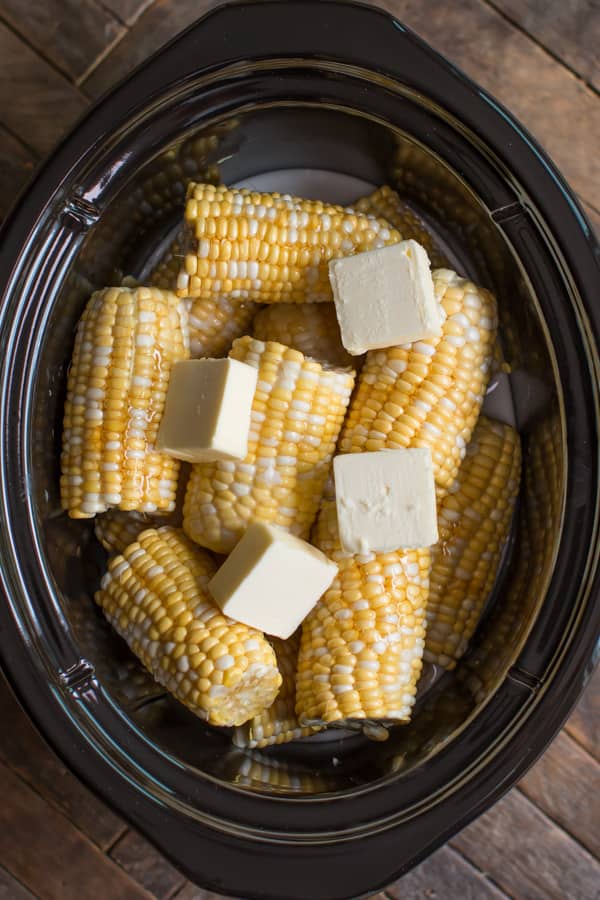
[[94, 481, 187, 555], [296, 501, 430, 726], [151, 231, 258, 359], [95, 527, 282, 727], [340, 269, 497, 495], [229, 752, 335, 793], [459, 412, 561, 703], [253, 303, 355, 368], [425, 416, 521, 669], [95, 510, 155, 556], [354, 185, 448, 268], [173, 183, 402, 302], [60, 286, 189, 519], [233, 631, 320, 749], [183, 337, 355, 553]]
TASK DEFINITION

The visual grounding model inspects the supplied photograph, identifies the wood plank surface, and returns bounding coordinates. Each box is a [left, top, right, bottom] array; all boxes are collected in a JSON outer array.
[[110, 831, 186, 898], [487, 0, 600, 91], [519, 731, 600, 858], [0, 0, 124, 82], [0, 126, 35, 219], [82, 0, 231, 98], [99, 0, 155, 26], [0, 678, 126, 850], [80, 0, 600, 213], [376, 0, 600, 211], [0, 21, 87, 156], [0, 761, 152, 899], [386, 844, 509, 899], [0, 867, 36, 900], [452, 789, 600, 900]]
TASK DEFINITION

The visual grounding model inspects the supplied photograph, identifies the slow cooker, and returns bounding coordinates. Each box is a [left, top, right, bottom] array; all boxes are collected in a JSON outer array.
[[0, 2, 598, 897]]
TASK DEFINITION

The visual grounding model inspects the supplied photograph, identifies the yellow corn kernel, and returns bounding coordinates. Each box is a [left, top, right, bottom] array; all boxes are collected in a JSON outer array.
[[95, 526, 281, 726], [425, 417, 521, 669], [233, 631, 320, 748], [253, 303, 355, 368], [174, 183, 402, 302], [60, 285, 189, 518], [296, 501, 430, 725], [151, 231, 259, 358], [339, 269, 497, 494], [94, 510, 154, 556], [354, 185, 447, 268], [183, 337, 355, 553]]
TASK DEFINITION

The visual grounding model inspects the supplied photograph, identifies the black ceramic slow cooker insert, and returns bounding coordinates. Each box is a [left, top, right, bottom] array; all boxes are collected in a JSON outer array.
[[0, 2, 598, 898]]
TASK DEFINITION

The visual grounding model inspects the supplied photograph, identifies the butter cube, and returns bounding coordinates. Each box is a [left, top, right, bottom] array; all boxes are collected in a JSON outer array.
[[328, 240, 442, 355], [208, 523, 337, 639], [333, 448, 438, 553], [156, 358, 257, 463]]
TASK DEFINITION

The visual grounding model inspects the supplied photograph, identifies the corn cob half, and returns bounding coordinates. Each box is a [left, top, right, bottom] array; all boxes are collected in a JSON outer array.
[[183, 337, 355, 554], [233, 631, 319, 749], [174, 183, 402, 302], [95, 510, 155, 556], [354, 185, 447, 268], [425, 417, 521, 669], [151, 230, 258, 359], [296, 501, 430, 725], [253, 303, 354, 368], [60, 285, 189, 518], [340, 269, 497, 494], [95, 527, 281, 726]]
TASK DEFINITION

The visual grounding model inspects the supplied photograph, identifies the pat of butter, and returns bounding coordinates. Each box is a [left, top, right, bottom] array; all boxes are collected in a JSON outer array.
[[333, 448, 438, 553], [208, 522, 337, 639], [156, 358, 257, 463], [328, 240, 442, 355]]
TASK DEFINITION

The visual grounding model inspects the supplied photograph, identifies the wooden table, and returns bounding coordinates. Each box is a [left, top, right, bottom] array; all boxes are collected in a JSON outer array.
[[0, 1, 598, 897]]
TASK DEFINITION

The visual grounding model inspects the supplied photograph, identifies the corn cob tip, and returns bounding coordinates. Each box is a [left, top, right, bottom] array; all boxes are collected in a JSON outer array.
[[95, 526, 281, 727], [183, 336, 355, 554]]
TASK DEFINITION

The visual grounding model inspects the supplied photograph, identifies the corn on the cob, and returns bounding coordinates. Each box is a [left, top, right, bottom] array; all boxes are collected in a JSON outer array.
[[425, 417, 521, 669], [233, 631, 319, 748], [174, 183, 402, 302], [95, 510, 154, 556], [339, 269, 497, 494], [183, 337, 355, 554], [227, 751, 336, 793], [60, 286, 189, 519], [95, 526, 281, 726], [151, 231, 258, 359], [354, 185, 447, 268], [186, 296, 258, 358], [460, 412, 560, 702], [296, 501, 430, 725], [253, 303, 354, 368]]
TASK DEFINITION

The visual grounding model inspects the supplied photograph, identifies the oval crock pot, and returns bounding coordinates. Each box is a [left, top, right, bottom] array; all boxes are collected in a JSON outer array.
[[0, 2, 599, 897]]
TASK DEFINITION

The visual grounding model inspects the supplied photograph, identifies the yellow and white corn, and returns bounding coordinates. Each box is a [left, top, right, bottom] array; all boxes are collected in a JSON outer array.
[[233, 631, 319, 749], [95, 526, 281, 727], [183, 337, 355, 553], [60, 285, 189, 518], [94, 510, 155, 556], [151, 232, 258, 358], [253, 303, 354, 368], [425, 417, 521, 669], [296, 501, 430, 725], [174, 183, 402, 302], [354, 185, 447, 268], [340, 269, 497, 494]]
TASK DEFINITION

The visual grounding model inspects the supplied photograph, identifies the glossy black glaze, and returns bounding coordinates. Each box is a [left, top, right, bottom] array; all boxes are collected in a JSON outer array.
[[0, 2, 598, 898]]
